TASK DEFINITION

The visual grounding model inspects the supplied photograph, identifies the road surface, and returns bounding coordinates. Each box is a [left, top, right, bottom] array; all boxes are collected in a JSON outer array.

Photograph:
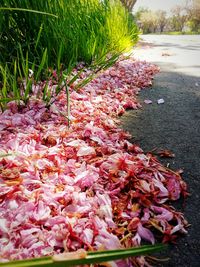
[[121, 35, 200, 267]]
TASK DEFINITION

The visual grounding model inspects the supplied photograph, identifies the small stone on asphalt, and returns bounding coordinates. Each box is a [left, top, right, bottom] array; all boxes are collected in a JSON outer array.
[[157, 98, 165, 104]]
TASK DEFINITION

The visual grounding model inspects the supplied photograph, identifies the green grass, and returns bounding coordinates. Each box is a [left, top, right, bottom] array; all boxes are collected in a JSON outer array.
[[0, 0, 138, 110], [0, 0, 138, 66]]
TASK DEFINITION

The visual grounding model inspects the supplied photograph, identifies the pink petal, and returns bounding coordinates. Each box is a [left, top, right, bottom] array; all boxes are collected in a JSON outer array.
[[144, 99, 152, 104], [137, 223, 155, 244], [0, 219, 9, 234], [77, 146, 95, 156], [32, 201, 51, 221]]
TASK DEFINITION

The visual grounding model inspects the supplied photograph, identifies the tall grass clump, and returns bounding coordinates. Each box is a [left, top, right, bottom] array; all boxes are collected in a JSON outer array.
[[0, 0, 139, 109]]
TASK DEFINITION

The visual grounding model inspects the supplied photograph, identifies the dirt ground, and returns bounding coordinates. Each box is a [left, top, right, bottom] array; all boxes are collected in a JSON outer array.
[[121, 35, 200, 267]]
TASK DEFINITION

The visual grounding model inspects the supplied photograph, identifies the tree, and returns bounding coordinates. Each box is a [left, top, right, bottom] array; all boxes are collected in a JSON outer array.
[[155, 10, 167, 32], [120, 0, 137, 12], [186, 0, 200, 32], [138, 9, 158, 33], [170, 5, 188, 32]]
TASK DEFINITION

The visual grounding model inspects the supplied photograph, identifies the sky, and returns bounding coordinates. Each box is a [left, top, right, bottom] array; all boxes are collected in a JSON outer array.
[[133, 0, 188, 14]]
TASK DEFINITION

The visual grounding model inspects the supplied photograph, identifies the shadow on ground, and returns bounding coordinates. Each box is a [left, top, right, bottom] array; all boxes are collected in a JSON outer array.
[[121, 69, 200, 267], [139, 41, 200, 51]]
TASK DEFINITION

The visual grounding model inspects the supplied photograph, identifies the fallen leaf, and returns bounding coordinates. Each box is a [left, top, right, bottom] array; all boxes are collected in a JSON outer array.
[[161, 51, 172, 56]]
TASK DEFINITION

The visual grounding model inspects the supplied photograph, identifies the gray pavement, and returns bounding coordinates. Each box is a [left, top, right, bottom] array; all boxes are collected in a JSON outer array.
[[122, 35, 200, 266], [132, 35, 200, 76]]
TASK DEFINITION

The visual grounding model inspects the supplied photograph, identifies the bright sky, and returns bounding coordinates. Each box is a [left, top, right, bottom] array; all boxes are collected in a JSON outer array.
[[133, 0, 188, 14]]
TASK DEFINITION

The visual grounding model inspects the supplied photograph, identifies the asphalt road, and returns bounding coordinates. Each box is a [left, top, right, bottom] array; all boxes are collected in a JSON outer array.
[[121, 35, 200, 267]]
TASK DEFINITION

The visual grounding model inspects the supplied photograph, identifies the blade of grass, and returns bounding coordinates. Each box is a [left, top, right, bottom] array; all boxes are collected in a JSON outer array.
[[0, 7, 58, 18], [12, 60, 20, 104], [24, 61, 36, 103], [0, 65, 8, 99], [35, 24, 44, 50], [0, 244, 166, 267], [0, 97, 19, 103], [35, 48, 48, 81]]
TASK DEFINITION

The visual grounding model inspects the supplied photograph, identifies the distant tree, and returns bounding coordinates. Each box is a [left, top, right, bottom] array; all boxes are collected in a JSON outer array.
[[120, 0, 137, 12], [134, 7, 149, 20], [186, 0, 200, 32], [155, 10, 167, 32], [170, 5, 188, 32], [138, 9, 158, 33], [133, 2, 200, 34]]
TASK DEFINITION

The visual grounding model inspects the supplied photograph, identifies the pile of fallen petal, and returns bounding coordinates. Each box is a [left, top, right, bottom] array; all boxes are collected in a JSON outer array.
[[0, 58, 188, 266]]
